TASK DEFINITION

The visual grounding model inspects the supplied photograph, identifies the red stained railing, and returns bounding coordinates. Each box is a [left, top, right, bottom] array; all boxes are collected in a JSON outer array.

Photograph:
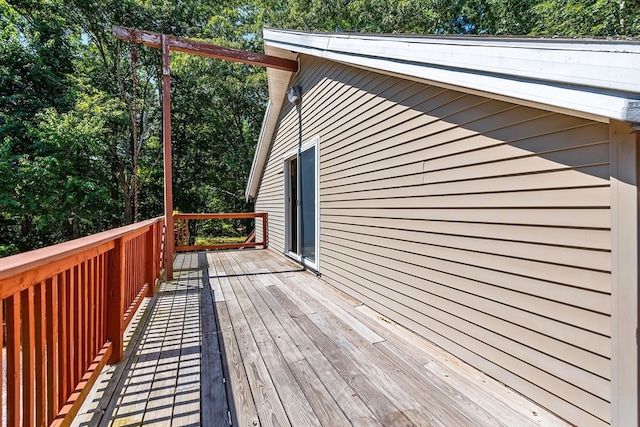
[[0, 217, 165, 426], [174, 212, 268, 252]]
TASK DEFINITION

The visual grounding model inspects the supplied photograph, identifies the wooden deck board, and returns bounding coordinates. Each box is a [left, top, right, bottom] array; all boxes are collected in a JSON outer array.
[[199, 251, 231, 427], [215, 254, 292, 427], [75, 249, 570, 427], [215, 300, 259, 426]]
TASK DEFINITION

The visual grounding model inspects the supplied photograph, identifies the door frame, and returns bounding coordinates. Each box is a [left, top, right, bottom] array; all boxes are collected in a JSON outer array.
[[283, 135, 320, 271]]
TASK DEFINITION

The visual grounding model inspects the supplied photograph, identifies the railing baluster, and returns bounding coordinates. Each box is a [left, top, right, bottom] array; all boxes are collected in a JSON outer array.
[[68, 268, 76, 396], [21, 286, 36, 425], [59, 271, 69, 409], [46, 276, 59, 424], [89, 258, 96, 368], [0, 299, 3, 425], [82, 261, 89, 372], [131, 239, 135, 306], [6, 294, 21, 426], [130, 239, 135, 306], [146, 225, 155, 297], [99, 253, 106, 350], [75, 264, 83, 383], [35, 281, 47, 425]]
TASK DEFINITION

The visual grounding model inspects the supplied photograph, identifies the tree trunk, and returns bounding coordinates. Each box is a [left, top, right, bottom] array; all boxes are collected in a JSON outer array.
[[69, 213, 80, 239], [123, 183, 133, 224]]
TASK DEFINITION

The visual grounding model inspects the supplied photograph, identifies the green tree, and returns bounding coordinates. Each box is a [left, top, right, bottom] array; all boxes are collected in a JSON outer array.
[[170, 53, 265, 215], [530, 0, 640, 36], [4, 0, 636, 258], [27, 100, 119, 241], [0, 0, 78, 253]]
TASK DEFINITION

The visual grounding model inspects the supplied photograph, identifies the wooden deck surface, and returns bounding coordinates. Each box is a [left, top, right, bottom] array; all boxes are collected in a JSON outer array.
[[74, 249, 569, 427]]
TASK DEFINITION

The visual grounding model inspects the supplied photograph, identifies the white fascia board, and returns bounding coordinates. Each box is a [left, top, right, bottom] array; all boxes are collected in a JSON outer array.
[[264, 29, 640, 122], [321, 48, 633, 122], [265, 29, 640, 93], [325, 36, 640, 93]]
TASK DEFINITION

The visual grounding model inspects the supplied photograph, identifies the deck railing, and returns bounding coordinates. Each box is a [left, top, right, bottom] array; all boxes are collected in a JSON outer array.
[[0, 217, 165, 426], [174, 212, 267, 252]]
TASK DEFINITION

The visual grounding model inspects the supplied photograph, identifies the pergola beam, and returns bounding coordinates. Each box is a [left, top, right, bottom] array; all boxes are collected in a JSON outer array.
[[112, 26, 297, 280], [113, 26, 298, 72]]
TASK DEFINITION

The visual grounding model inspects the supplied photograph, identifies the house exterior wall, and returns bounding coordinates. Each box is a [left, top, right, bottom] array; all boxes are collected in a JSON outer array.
[[254, 55, 612, 426]]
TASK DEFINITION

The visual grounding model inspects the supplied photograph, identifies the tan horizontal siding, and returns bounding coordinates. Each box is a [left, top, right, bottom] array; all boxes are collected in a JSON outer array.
[[322, 187, 610, 209], [324, 220, 610, 272], [254, 55, 612, 426], [321, 206, 610, 229], [320, 250, 610, 393], [323, 139, 609, 183], [321, 98, 513, 167], [322, 214, 610, 251], [323, 169, 609, 200]]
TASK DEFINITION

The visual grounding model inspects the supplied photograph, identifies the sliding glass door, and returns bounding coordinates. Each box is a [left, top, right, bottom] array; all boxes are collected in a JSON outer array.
[[285, 137, 319, 270]]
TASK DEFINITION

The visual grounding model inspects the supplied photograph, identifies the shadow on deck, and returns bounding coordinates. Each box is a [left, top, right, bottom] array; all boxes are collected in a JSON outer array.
[[74, 250, 568, 427]]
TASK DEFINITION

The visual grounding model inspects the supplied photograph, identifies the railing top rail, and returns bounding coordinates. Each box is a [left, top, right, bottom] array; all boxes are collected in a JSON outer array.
[[174, 212, 267, 220], [0, 216, 163, 282]]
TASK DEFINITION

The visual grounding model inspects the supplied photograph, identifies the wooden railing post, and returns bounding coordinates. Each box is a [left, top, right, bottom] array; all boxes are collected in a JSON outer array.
[[262, 213, 268, 249], [146, 224, 155, 297], [106, 237, 125, 364]]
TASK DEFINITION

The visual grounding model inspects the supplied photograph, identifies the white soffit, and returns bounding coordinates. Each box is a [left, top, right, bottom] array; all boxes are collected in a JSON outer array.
[[246, 45, 296, 200], [263, 28, 640, 123]]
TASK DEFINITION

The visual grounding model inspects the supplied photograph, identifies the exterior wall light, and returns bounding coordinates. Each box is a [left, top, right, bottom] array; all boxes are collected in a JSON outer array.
[[287, 85, 302, 104]]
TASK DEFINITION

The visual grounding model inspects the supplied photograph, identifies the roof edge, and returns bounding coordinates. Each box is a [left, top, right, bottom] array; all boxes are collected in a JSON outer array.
[[263, 28, 640, 122]]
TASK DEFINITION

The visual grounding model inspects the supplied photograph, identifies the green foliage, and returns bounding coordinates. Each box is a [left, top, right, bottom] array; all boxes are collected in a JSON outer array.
[[255, 0, 639, 36], [195, 235, 246, 245], [1, 0, 81, 252], [170, 52, 264, 215], [2, 0, 637, 257], [530, 0, 640, 36], [30, 105, 119, 236]]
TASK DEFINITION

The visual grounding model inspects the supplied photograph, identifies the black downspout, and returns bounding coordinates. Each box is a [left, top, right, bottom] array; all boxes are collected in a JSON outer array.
[[288, 85, 305, 270], [296, 102, 305, 269]]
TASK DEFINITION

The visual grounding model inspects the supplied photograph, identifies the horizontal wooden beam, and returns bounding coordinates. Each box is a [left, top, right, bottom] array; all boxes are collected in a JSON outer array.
[[175, 242, 263, 252], [174, 212, 267, 220], [113, 26, 298, 72]]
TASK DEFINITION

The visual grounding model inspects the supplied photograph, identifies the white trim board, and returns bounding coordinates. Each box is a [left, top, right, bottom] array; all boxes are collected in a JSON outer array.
[[264, 28, 640, 123]]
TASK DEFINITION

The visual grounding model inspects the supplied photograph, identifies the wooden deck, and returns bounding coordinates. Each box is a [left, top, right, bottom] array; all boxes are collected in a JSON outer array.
[[74, 249, 569, 427]]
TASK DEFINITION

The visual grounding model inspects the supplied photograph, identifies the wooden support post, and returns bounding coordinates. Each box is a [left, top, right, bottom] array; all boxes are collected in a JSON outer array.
[[162, 34, 175, 281], [610, 119, 639, 426], [106, 238, 125, 364]]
